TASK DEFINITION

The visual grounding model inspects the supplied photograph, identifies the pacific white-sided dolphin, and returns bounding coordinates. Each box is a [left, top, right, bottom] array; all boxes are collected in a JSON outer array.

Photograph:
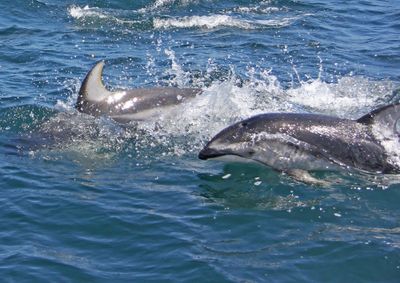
[[199, 103, 400, 184], [76, 61, 202, 123]]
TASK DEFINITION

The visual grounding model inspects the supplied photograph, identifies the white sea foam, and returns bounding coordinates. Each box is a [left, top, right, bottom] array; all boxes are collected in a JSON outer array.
[[69, 4, 305, 31], [153, 14, 303, 30], [255, 17, 297, 28], [140, 0, 175, 12], [234, 6, 281, 14], [68, 5, 138, 25], [139, 0, 196, 13], [154, 15, 254, 30], [232, 3, 282, 14], [68, 5, 107, 20], [287, 77, 395, 118]]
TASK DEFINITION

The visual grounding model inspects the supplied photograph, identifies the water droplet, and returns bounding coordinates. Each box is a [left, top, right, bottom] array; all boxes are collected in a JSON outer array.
[[222, 174, 231, 179]]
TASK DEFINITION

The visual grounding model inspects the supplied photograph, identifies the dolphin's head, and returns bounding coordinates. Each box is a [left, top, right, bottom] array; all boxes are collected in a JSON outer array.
[[199, 119, 259, 161]]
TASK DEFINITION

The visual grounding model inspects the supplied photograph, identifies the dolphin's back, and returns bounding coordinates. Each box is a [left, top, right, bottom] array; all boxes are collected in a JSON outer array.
[[78, 87, 200, 121], [76, 61, 201, 122]]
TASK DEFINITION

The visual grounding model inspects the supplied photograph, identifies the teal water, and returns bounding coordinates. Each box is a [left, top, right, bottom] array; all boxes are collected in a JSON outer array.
[[1, 0, 400, 282]]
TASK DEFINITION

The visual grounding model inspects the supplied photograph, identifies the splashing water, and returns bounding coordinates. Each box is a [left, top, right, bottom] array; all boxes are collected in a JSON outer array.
[[41, 50, 399, 165]]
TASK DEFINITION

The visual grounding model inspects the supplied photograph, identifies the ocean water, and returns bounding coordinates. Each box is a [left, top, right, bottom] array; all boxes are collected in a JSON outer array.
[[1, 0, 400, 282]]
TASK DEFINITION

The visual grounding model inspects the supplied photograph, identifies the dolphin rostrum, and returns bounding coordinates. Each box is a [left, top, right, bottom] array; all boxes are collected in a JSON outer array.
[[199, 103, 400, 184], [76, 61, 202, 123]]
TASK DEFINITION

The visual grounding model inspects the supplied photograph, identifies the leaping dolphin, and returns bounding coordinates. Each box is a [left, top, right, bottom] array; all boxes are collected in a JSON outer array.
[[76, 61, 202, 123], [199, 103, 400, 184]]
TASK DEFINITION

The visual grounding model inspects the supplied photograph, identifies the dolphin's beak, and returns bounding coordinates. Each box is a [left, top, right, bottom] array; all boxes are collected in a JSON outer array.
[[198, 146, 225, 160]]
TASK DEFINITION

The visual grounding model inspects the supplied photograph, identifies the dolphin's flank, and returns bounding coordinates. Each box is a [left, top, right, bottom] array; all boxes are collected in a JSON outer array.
[[76, 61, 202, 123]]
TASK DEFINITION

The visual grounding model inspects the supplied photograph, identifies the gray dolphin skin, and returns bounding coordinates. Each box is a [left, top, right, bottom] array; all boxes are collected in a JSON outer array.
[[76, 61, 202, 123], [199, 104, 400, 184]]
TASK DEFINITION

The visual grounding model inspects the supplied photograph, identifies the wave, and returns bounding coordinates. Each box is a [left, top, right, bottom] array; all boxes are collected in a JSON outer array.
[[138, 0, 198, 13], [68, 5, 107, 20], [153, 14, 301, 30], [154, 15, 253, 30], [68, 5, 139, 26], [233, 6, 281, 14], [68, 4, 305, 31]]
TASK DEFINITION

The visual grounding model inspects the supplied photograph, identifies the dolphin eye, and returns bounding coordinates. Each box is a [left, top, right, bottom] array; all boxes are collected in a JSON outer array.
[[240, 121, 249, 127]]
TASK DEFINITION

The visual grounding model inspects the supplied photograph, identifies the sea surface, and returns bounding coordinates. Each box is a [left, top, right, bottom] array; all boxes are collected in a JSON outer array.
[[1, 0, 400, 282]]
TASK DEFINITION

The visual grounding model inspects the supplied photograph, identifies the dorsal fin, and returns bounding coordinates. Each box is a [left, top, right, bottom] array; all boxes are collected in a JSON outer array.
[[357, 103, 400, 134], [76, 61, 112, 108]]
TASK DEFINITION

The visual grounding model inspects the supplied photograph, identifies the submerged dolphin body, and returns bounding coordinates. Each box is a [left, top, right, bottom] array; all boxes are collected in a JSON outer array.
[[76, 61, 201, 123], [199, 104, 400, 184]]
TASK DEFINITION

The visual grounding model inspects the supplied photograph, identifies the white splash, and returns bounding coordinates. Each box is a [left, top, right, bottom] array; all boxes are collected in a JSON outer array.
[[164, 49, 187, 87], [287, 77, 395, 118], [58, 51, 398, 159], [137, 69, 397, 157], [371, 122, 400, 169], [233, 6, 281, 14]]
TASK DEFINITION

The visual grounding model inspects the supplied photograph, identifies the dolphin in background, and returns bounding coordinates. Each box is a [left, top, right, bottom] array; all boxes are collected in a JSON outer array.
[[76, 61, 202, 123], [199, 103, 400, 185]]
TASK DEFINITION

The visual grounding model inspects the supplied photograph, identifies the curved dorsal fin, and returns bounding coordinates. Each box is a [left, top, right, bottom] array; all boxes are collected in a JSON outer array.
[[76, 61, 112, 106], [357, 103, 400, 134]]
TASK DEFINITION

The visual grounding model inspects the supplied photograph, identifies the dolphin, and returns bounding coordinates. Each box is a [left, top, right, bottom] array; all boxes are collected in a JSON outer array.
[[199, 104, 400, 184], [76, 61, 202, 123]]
